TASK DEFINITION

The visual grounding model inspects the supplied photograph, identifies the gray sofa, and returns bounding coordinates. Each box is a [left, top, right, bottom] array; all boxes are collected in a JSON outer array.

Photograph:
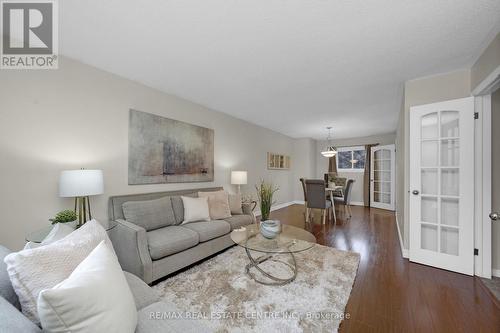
[[0, 245, 209, 332], [108, 187, 255, 284]]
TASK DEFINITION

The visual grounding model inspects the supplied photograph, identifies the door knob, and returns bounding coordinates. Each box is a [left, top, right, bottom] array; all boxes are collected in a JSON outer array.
[[412, 190, 419, 195], [490, 212, 499, 221]]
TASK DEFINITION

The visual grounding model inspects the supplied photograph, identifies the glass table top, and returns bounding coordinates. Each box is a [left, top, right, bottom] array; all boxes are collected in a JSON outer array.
[[25, 220, 117, 243], [230, 223, 316, 254]]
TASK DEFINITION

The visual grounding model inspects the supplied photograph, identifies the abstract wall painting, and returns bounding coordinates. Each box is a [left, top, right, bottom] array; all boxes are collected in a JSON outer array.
[[128, 109, 214, 184]]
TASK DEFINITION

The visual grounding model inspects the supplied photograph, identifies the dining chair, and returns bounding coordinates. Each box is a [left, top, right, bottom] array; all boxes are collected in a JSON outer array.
[[299, 178, 311, 222], [305, 179, 335, 224], [333, 179, 354, 219]]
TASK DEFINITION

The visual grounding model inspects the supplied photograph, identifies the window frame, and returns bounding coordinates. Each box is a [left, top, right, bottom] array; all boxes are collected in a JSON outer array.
[[336, 146, 366, 172]]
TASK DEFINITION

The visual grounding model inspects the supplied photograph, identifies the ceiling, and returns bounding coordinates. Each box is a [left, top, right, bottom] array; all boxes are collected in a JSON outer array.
[[60, 1, 500, 139]]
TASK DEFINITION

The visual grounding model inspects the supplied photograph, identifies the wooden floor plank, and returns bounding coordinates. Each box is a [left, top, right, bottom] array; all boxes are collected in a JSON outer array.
[[268, 204, 500, 332]]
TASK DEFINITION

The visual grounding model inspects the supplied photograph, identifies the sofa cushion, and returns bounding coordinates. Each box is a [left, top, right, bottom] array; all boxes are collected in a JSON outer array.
[[0, 297, 41, 333], [147, 226, 199, 260], [123, 196, 176, 231], [0, 245, 20, 310], [224, 215, 253, 230], [171, 196, 184, 225], [181, 220, 231, 242], [123, 272, 159, 310]]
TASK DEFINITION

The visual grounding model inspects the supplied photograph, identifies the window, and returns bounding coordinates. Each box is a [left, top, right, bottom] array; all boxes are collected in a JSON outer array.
[[336, 146, 366, 171]]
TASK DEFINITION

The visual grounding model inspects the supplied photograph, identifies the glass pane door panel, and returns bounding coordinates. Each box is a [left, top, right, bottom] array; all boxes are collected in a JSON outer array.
[[374, 160, 391, 170], [421, 197, 438, 223], [421, 112, 438, 139], [440, 227, 459, 256], [421, 141, 439, 167], [441, 169, 459, 196], [374, 150, 381, 159], [376, 171, 391, 181], [441, 111, 459, 138], [441, 139, 459, 166], [421, 169, 438, 195], [421, 224, 438, 251], [378, 149, 391, 159], [441, 198, 459, 226], [380, 193, 391, 204], [374, 181, 391, 193]]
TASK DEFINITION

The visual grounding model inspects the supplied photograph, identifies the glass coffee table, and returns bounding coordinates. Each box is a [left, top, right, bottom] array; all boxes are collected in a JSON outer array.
[[231, 223, 316, 285]]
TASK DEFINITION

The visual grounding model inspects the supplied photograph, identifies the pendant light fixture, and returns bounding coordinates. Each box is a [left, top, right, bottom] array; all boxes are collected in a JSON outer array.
[[321, 126, 337, 158]]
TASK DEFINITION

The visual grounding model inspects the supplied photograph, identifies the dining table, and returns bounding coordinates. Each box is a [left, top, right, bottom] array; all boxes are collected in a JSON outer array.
[[325, 185, 344, 197]]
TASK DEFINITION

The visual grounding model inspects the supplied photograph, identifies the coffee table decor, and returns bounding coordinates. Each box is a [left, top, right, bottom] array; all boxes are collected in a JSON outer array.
[[155, 241, 360, 332], [231, 224, 315, 285]]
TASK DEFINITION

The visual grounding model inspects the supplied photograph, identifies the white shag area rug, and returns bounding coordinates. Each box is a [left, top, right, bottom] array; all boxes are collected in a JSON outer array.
[[153, 244, 360, 333]]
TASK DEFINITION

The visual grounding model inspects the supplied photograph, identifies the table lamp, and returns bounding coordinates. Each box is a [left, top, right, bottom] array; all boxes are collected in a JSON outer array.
[[59, 169, 104, 226], [231, 171, 247, 193]]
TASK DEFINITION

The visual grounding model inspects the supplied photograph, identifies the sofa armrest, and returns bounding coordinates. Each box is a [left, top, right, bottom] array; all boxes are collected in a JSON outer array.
[[242, 201, 257, 223], [110, 219, 153, 284]]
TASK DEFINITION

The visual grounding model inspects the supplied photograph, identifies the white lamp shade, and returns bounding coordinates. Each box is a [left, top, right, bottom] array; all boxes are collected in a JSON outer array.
[[59, 170, 104, 197], [231, 171, 247, 185]]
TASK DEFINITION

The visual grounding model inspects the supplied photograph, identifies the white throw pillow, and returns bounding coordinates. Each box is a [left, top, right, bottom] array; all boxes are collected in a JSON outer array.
[[181, 196, 210, 224], [3, 219, 115, 324], [38, 241, 137, 333]]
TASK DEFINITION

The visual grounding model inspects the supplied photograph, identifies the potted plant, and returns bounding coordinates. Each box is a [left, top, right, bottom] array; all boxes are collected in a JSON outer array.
[[255, 180, 280, 238], [49, 210, 78, 228]]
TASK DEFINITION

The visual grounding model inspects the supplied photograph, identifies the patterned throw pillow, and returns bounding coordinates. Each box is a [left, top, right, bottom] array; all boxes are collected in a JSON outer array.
[[198, 190, 232, 220], [3, 219, 115, 324], [228, 193, 243, 215]]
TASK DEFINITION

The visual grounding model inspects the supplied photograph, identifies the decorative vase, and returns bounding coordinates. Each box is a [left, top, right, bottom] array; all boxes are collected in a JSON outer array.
[[260, 220, 281, 239]]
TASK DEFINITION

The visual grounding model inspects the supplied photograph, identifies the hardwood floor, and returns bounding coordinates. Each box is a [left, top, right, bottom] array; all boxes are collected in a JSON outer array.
[[269, 204, 500, 333]]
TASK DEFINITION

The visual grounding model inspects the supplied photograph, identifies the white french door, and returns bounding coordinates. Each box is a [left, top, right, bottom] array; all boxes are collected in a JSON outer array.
[[409, 97, 475, 275], [370, 144, 395, 210]]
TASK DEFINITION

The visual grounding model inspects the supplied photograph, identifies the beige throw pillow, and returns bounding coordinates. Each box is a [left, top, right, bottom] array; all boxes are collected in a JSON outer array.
[[198, 190, 232, 220], [228, 193, 243, 215]]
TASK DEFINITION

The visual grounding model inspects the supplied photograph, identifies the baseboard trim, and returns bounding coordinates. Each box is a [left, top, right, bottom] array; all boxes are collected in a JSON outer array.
[[395, 215, 409, 258], [492, 269, 500, 278], [350, 201, 365, 207]]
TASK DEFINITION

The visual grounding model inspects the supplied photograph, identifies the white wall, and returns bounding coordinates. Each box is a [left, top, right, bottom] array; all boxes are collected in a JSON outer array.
[[315, 133, 396, 205], [0, 56, 309, 251], [291, 138, 317, 202], [471, 32, 500, 92]]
